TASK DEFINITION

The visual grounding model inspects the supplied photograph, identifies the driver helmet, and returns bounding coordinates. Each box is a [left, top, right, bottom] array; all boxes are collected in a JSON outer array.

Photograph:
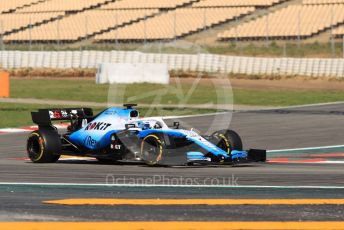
[[137, 121, 151, 130]]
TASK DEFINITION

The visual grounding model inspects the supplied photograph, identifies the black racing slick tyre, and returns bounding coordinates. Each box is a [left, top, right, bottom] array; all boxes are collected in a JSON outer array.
[[27, 129, 61, 163], [211, 130, 243, 154], [140, 134, 165, 166]]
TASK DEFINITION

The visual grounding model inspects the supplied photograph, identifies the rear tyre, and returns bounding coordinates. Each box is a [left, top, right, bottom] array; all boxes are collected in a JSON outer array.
[[27, 129, 61, 163], [140, 134, 165, 166], [211, 130, 243, 154]]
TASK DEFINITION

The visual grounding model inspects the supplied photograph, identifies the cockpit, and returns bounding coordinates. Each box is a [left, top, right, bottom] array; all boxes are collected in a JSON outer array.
[[127, 118, 168, 130]]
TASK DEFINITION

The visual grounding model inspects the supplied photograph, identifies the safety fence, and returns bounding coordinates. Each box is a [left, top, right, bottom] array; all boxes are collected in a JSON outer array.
[[0, 50, 344, 77]]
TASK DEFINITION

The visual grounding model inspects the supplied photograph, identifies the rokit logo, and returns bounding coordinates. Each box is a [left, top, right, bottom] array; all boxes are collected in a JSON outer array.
[[84, 136, 97, 147], [85, 122, 111, 131]]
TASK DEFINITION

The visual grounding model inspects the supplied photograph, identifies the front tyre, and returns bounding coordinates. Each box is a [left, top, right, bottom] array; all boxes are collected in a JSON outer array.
[[140, 134, 165, 166], [27, 130, 61, 163], [212, 130, 243, 154]]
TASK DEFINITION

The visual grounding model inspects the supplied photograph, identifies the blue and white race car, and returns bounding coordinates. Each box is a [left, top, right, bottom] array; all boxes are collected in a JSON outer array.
[[27, 104, 266, 166]]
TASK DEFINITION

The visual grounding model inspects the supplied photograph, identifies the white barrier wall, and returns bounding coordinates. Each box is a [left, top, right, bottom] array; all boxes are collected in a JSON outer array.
[[0, 51, 344, 77], [96, 63, 169, 84]]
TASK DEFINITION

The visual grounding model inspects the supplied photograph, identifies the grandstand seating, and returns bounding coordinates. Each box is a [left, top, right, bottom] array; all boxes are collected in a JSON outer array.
[[303, 0, 344, 4], [192, 0, 285, 7], [101, 0, 197, 9], [15, 0, 113, 13], [1, 0, 343, 43], [0, 0, 44, 14], [95, 7, 255, 41], [333, 25, 344, 37], [218, 4, 344, 40], [0, 12, 63, 35], [4, 10, 158, 41]]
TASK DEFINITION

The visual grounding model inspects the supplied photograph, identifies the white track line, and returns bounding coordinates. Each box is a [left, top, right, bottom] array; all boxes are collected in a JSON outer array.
[[268, 160, 344, 164], [244, 101, 344, 112], [316, 161, 344, 164], [0, 182, 344, 189], [268, 145, 344, 153], [162, 111, 229, 119], [274, 101, 344, 110]]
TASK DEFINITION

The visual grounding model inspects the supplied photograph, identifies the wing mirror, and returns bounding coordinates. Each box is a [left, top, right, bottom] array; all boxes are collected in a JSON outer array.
[[125, 124, 136, 129], [173, 122, 180, 129]]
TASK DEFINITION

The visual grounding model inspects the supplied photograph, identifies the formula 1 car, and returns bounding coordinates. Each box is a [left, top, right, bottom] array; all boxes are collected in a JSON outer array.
[[27, 104, 266, 166]]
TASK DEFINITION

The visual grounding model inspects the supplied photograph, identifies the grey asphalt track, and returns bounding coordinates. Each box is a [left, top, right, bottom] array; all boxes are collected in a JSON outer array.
[[0, 103, 344, 221]]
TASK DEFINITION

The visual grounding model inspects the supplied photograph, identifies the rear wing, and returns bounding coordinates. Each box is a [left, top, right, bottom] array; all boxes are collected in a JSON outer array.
[[31, 108, 94, 126]]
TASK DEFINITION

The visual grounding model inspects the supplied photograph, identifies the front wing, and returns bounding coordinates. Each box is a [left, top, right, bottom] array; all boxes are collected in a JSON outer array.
[[141, 148, 266, 166]]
